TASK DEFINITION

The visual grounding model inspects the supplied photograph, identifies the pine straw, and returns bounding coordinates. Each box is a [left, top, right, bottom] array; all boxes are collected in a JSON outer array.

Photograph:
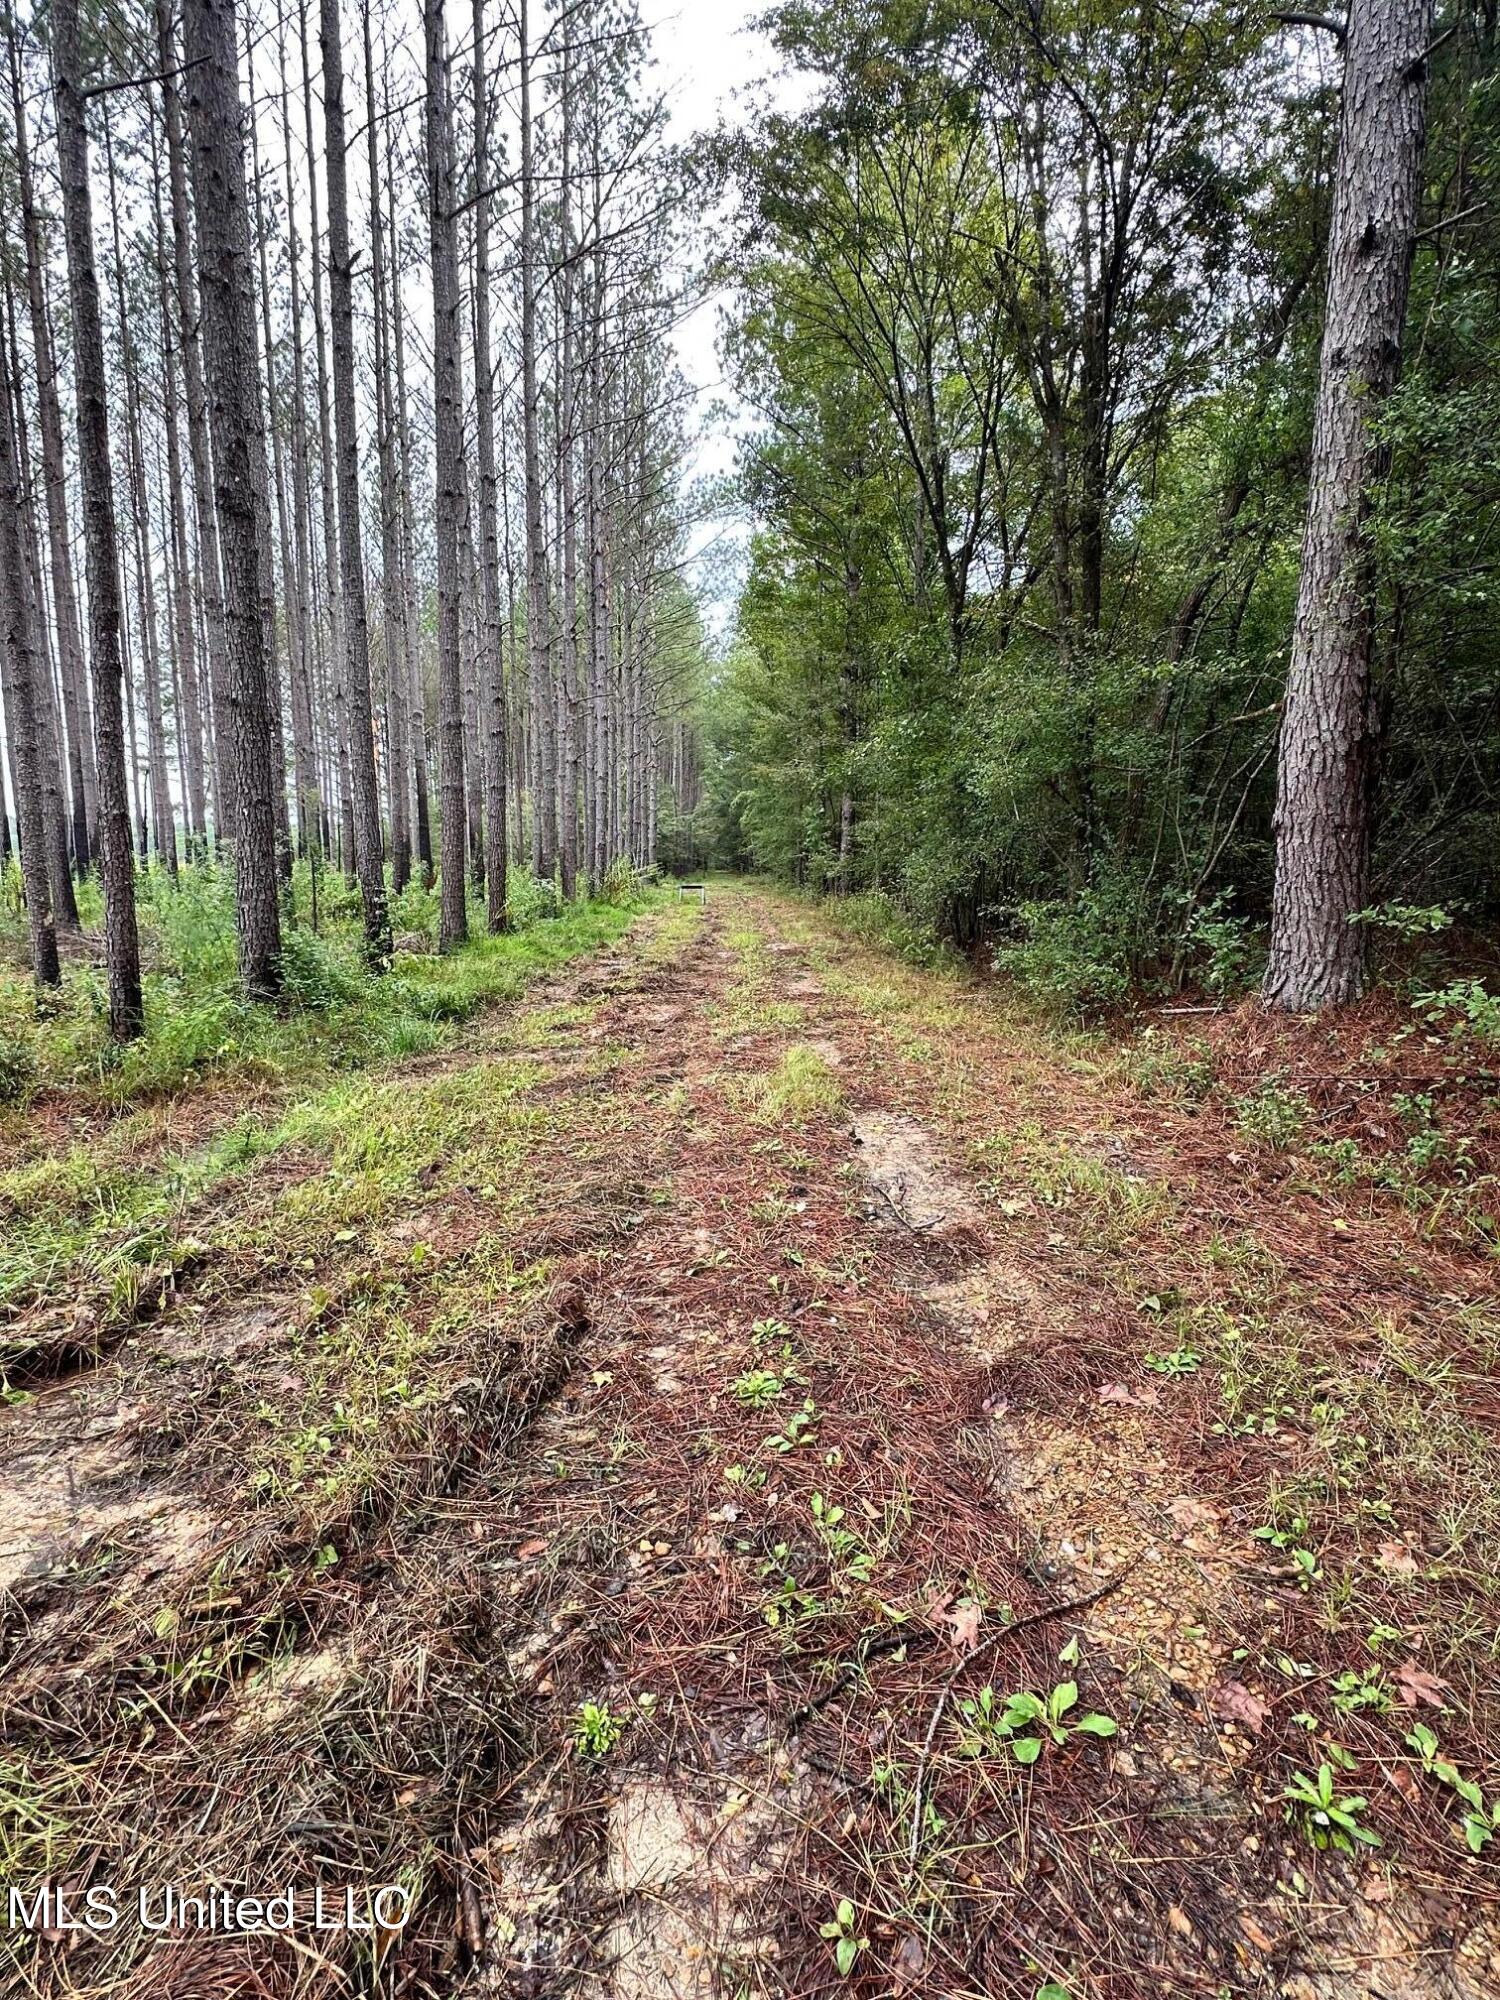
[[6, 892, 1499, 1998]]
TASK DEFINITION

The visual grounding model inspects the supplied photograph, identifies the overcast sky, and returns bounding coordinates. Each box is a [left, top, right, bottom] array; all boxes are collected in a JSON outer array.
[[653, 0, 793, 633]]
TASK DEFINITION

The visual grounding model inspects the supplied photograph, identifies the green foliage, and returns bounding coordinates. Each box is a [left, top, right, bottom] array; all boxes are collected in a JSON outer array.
[[571, 1700, 624, 1758], [957, 1682, 1117, 1765], [700, 0, 1500, 987], [1234, 1078, 1311, 1149], [1283, 1763, 1380, 1855], [818, 1897, 866, 1979], [1415, 980, 1500, 1047]]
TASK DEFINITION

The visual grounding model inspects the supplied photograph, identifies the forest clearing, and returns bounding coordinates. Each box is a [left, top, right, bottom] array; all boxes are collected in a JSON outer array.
[[4, 0, 1500, 1990], [4, 882, 1500, 1997]]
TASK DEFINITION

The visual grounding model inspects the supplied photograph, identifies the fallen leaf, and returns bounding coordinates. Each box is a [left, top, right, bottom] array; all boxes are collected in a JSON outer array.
[[1394, 1659, 1451, 1710], [1377, 1539, 1420, 1579], [516, 1539, 549, 1561], [1168, 1905, 1194, 1939], [1210, 1680, 1270, 1736], [930, 1593, 982, 1653], [1097, 1381, 1161, 1409], [892, 1935, 925, 1990], [1239, 1913, 1277, 1953]]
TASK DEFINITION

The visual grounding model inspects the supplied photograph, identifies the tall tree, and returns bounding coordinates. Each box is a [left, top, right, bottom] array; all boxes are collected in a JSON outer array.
[[1263, 0, 1438, 1010], [51, 0, 144, 1040], [321, 0, 392, 962], [183, 0, 283, 998], [0, 318, 60, 991], [425, 0, 468, 947], [470, 0, 508, 929]]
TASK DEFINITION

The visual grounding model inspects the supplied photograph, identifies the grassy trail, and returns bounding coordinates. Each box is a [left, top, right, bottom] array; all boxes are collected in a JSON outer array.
[[2, 882, 1496, 1999]]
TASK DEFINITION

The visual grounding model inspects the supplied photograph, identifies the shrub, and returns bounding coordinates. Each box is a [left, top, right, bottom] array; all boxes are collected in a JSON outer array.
[[995, 893, 1133, 1022], [0, 1030, 38, 1106], [278, 928, 365, 1013], [1185, 892, 1262, 996], [1415, 980, 1500, 1047], [506, 870, 560, 926], [1234, 1076, 1311, 1149]]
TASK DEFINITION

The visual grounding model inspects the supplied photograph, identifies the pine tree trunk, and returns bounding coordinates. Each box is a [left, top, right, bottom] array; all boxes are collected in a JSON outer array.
[[152, 156, 210, 857], [425, 0, 468, 947], [364, 0, 411, 898], [321, 0, 392, 963], [1263, 0, 1436, 1011], [106, 118, 178, 882], [183, 0, 283, 999], [279, 10, 324, 875], [470, 0, 508, 929], [0, 337, 61, 989], [51, 0, 144, 1039], [159, 0, 230, 845], [519, 0, 556, 885], [8, 20, 94, 880]]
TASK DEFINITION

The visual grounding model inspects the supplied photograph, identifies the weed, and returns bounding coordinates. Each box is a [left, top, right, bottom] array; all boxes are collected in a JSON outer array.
[[819, 1897, 867, 1979], [1143, 1344, 1201, 1376], [744, 1045, 843, 1125], [1235, 1078, 1311, 1149], [732, 1367, 783, 1410], [1283, 1763, 1380, 1854], [571, 1700, 624, 1758], [958, 1682, 1116, 1764]]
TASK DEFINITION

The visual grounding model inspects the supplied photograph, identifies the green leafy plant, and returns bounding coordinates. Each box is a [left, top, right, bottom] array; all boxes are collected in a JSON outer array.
[[1283, 1763, 1380, 1854], [960, 1682, 1116, 1765], [731, 1367, 783, 1410], [767, 1398, 818, 1452], [819, 1897, 866, 1978], [571, 1700, 624, 1758], [1405, 1725, 1497, 1855], [1143, 1343, 1201, 1376], [1235, 1078, 1311, 1149]]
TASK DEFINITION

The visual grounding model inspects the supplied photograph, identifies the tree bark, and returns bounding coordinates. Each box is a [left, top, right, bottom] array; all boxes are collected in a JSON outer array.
[[1263, 0, 1436, 1011], [425, 0, 468, 947], [321, 0, 392, 963], [0, 322, 61, 990], [7, 16, 94, 881], [159, 0, 230, 845], [183, 0, 283, 999], [470, 0, 508, 929], [51, 0, 144, 1039]]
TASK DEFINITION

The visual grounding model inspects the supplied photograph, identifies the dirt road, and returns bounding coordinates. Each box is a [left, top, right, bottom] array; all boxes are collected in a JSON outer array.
[[2, 885, 1495, 1999]]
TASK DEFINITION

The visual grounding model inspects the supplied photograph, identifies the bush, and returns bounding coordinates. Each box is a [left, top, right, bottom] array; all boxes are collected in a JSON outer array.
[[506, 870, 560, 926], [0, 1030, 37, 1106], [994, 893, 1134, 1022], [1185, 893, 1262, 996], [601, 858, 643, 905], [1415, 979, 1500, 1046], [278, 928, 365, 1013]]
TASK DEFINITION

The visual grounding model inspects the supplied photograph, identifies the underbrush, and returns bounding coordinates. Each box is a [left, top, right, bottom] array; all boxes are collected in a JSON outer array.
[[0, 858, 652, 1117]]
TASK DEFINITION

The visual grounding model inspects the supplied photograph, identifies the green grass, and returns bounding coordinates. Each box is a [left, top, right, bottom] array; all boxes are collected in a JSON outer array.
[[0, 858, 649, 1116], [0, 859, 663, 1361]]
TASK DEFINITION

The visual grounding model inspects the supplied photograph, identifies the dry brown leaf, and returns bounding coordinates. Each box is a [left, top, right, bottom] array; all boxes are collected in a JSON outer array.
[[892, 1935, 925, 1990], [1210, 1680, 1270, 1735], [930, 1592, 983, 1653], [1239, 1913, 1277, 1954], [1098, 1381, 1161, 1409], [1394, 1659, 1450, 1710], [1377, 1539, 1420, 1579], [517, 1538, 549, 1560]]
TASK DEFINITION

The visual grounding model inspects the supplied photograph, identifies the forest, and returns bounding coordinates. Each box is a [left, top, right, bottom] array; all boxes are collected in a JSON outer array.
[[3, 2, 1500, 1999]]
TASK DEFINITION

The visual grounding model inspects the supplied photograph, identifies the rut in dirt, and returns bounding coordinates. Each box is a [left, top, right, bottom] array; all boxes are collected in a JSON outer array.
[[4, 887, 1496, 2000]]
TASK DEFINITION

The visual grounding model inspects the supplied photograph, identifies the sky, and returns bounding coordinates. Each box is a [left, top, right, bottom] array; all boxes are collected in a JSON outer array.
[[652, 0, 796, 633]]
